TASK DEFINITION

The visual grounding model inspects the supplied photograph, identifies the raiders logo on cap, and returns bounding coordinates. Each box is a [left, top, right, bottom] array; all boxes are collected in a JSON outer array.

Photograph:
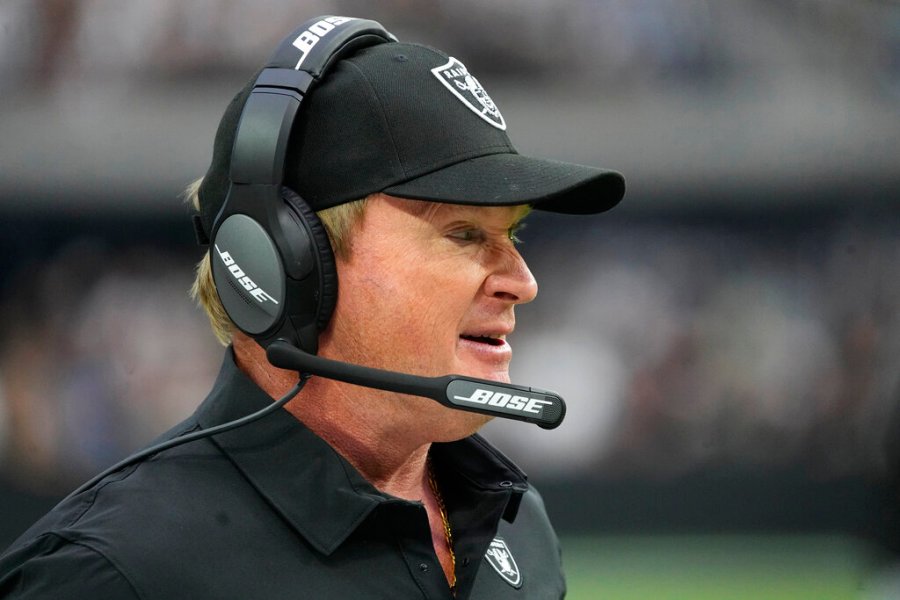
[[484, 537, 522, 588], [431, 57, 506, 130]]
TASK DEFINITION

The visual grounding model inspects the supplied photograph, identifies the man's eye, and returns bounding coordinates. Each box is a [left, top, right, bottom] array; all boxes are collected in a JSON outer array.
[[448, 229, 484, 243]]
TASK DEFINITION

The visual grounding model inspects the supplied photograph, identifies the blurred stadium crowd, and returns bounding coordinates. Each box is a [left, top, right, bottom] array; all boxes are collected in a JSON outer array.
[[490, 214, 900, 483], [0, 1, 898, 565], [1, 0, 896, 86]]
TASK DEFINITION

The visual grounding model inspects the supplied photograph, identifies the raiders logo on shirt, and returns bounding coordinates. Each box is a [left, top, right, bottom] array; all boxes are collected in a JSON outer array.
[[484, 537, 522, 588]]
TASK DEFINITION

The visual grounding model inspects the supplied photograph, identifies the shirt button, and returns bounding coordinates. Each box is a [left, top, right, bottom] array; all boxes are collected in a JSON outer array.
[[419, 563, 429, 572], [499, 480, 513, 488]]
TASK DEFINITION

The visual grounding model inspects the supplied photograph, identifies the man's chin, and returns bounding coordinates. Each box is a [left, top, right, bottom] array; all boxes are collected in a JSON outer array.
[[432, 407, 494, 442]]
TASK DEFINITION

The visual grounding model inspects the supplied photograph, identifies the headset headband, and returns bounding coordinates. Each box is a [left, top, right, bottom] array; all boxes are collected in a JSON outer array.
[[214, 17, 396, 230], [208, 17, 395, 353]]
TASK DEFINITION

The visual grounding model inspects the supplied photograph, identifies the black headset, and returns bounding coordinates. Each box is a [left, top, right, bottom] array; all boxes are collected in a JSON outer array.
[[208, 16, 396, 355]]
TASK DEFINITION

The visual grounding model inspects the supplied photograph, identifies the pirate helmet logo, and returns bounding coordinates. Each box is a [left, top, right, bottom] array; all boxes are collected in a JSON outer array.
[[431, 57, 507, 130], [484, 537, 522, 588]]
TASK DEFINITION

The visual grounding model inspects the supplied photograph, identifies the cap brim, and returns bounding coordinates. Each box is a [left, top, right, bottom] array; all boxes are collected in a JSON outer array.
[[382, 153, 625, 214]]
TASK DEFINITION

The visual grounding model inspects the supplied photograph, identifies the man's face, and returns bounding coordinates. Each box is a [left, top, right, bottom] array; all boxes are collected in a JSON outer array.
[[321, 194, 537, 388]]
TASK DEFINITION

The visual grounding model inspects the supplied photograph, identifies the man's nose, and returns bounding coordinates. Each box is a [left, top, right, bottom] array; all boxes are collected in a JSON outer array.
[[484, 247, 539, 304]]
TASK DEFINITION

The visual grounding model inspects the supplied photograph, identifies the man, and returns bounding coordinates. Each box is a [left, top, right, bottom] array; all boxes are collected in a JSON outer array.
[[0, 16, 623, 599]]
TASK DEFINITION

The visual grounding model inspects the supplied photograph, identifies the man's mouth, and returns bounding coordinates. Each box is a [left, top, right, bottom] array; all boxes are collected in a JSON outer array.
[[459, 334, 506, 347]]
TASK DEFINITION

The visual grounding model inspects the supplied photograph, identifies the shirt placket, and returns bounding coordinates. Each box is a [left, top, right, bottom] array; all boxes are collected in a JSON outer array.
[[386, 502, 457, 599]]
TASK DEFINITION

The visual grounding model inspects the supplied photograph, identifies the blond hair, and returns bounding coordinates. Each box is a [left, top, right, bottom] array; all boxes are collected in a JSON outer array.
[[184, 178, 366, 345]]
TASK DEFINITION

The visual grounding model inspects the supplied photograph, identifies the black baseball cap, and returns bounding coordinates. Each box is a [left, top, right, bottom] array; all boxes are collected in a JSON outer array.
[[197, 40, 624, 238]]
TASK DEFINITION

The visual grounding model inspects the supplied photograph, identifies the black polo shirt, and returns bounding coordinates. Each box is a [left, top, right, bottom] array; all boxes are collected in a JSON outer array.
[[0, 351, 565, 599]]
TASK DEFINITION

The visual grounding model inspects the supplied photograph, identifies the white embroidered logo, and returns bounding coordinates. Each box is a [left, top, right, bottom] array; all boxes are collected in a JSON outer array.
[[431, 57, 506, 130], [485, 537, 522, 588]]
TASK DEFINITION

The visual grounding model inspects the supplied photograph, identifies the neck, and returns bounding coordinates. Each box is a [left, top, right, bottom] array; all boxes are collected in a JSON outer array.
[[232, 334, 432, 500], [290, 376, 434, 498]]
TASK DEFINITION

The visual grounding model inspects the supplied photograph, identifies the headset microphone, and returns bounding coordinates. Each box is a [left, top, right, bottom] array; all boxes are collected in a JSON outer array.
[[266, 340, 566, 429]]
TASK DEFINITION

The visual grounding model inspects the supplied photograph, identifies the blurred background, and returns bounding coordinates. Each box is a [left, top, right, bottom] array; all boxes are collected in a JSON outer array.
[[1, 1, 898, 597]]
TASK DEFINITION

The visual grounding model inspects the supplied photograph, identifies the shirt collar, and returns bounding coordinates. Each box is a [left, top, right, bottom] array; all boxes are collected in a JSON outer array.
[[194, 349, 528, 555]]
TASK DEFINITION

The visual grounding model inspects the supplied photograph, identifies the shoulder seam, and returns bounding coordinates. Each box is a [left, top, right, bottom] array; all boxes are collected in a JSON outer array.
[[66, 465, 137, 527]]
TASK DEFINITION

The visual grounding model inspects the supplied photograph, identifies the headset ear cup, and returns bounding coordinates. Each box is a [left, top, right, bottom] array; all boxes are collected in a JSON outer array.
[[281, 187, 338, 332]]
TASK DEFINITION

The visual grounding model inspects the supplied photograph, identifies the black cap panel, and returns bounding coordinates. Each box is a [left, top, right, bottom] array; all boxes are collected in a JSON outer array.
[[286, 44, 518, 211]]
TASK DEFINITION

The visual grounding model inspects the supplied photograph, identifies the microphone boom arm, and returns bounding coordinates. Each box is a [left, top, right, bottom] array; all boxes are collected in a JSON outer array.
[[266, 340, 565, 429]]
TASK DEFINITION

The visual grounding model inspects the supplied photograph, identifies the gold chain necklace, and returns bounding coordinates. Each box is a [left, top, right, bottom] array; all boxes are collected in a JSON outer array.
[[427, 458, 457, 594]]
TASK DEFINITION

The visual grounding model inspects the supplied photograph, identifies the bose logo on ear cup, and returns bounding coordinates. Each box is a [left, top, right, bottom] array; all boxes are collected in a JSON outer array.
[[291, 16, 356, 69], [215, 244, 280, 305]]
